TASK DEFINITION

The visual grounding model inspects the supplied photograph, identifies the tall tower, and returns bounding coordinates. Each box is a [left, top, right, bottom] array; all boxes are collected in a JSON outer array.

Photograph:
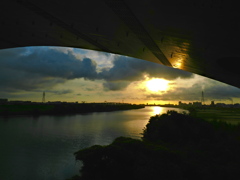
[[42, 91, 45, 103], [201, 91, 205, 105]]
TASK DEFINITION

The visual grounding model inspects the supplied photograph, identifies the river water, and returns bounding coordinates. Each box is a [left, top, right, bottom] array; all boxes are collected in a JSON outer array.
[[0, 106, 187, 180]]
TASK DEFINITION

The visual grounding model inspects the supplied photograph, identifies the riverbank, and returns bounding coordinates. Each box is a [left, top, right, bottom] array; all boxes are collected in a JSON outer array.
[[0, 103, 145, 116], [186, 107, 240, 125], [69, 110, 240, 180]]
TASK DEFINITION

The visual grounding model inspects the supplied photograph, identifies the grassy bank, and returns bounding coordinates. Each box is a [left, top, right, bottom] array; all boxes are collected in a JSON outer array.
[[189, 107, 240, 125]]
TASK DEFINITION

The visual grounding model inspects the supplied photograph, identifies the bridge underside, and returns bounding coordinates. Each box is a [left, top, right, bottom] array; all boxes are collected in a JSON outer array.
[[1, 0, 240, 88]]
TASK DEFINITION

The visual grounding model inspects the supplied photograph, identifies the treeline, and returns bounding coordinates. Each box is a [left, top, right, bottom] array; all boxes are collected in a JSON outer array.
[[68, 111, 240, 180], [0, 103, 144, 116]]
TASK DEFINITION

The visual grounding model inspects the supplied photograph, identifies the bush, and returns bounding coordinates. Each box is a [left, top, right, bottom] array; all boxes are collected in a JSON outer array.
[[142, 110, 217, 146], [73, 137, 184, 180]]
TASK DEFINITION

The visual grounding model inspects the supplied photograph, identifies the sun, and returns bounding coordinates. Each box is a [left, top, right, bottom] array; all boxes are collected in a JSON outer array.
[[146, 78, 169, 92]]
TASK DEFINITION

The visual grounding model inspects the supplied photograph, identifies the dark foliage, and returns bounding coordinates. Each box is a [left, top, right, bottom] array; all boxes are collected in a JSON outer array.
[[142, 110, 216, 146], [69, 111, 240, 180], [72, 137, 184, 180]]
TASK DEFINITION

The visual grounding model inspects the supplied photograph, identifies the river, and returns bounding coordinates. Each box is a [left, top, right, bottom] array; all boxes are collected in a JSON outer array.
[[0, 106, 187, 180]]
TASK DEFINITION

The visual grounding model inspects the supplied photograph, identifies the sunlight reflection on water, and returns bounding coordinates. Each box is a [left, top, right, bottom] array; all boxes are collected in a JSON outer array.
[[123, 106, 188, 139], [153, 106, 163, 115], [150, 106, 188, 117]]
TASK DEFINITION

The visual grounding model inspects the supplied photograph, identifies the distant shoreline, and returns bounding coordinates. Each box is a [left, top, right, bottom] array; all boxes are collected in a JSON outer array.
[[0, 103, 145, 117]]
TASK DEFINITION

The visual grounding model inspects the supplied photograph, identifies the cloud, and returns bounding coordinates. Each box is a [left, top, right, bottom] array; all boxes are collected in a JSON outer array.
[[204, 83, 240, 101], [0, 47, 194, 94], [0, 47, 98, 92], [102, 81, 130, 91], [146, 79, 240, 102], [99, 56, 193, 81], [0, 67, 65, 92], [98, 56, 193, 90], [78, 49, 115, 68], [10, 48, 98, 80], [49, 89, 73, 95], [1, 46, 239, 102]]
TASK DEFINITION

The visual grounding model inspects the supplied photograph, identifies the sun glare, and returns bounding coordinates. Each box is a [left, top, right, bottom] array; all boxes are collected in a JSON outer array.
[[153, 106, 163, 115], [146, 78, 169, 92]]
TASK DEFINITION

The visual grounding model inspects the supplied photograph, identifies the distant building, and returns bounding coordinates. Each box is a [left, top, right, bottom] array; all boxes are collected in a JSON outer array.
[[47, 101, 62, 104], [0, 98, 8, 104], [193, 101, 202, 107], [178, 101, 189, 107], [216, 103, 227, 107], [210, 101, 215, 106], [9, 100, 31, 104], [233, 103, 240, 108]]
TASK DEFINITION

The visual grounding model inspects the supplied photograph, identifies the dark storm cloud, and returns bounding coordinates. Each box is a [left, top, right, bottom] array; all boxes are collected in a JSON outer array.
[[146, 87, 201, 101], [99, 56, 193, 90], [102, 81, 130, 91], [0, 47, 194, 93], [1, 47, 239, 101], [146, 81, 240, 102], [0, 68, 65, 92], [3, 48, 98, 80], [99, 56, 193, 81], [204, 82, 240, 101], [0, 47, 98, 92], [50, 89, 73, 95]]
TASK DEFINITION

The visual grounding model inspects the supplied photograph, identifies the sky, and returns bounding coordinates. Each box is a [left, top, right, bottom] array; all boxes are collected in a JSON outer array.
[[1, 46, 240, 105]]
